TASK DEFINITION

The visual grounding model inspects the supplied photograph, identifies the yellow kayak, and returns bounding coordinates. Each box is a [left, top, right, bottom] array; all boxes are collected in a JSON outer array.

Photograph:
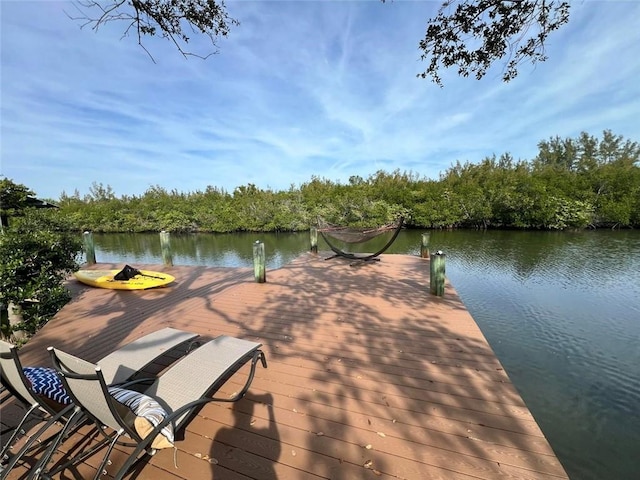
[[74, 269, 175, 290]]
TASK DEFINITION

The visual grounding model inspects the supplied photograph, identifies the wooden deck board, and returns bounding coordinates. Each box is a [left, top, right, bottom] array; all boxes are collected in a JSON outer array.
[[1, 253, 568, 479]]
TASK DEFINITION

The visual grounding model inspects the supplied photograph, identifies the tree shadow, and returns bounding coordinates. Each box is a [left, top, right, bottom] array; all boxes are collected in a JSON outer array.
[[4, 253, 568, 479]]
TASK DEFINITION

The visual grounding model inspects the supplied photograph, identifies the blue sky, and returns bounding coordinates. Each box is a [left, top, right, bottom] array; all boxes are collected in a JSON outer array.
[[2, 1, 639, 200]]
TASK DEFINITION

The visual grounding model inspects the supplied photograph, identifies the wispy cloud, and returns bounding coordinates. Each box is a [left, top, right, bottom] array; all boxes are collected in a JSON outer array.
[[2, 0, 639, 199]]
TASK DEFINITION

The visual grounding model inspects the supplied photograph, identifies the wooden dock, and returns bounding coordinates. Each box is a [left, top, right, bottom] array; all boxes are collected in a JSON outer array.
[[1, 253, 569, 479]]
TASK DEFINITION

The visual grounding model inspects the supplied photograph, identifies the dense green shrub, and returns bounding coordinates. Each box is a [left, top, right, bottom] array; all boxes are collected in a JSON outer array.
[[0, 198, 82, 341], [40, 131, 640, 232]]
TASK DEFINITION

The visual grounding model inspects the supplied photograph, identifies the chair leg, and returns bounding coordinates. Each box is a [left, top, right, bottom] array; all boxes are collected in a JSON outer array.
[[36, 426, 115, 480], [26, 407, 83, 480], [0, 404, 40, 461], [0, 405, 74, 479], [112, 442, 155, 480], [91, 430, 126, 480]]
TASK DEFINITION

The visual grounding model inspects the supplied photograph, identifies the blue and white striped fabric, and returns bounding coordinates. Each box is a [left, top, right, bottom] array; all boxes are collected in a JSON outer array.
[[108, 386, 174, 448], [23, 367, 72, 405], [22, 368, 173, 448]]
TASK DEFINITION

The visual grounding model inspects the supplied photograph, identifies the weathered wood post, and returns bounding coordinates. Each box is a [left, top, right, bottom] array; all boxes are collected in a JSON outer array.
[[420, 232, 430, 258], [430, 251, 446, 297], [83, 231, 96, 265], [310, 227, 318, 254], [253, 240, 266, 283], [160, 231, 173, 266], [6, 303, 27, 342]]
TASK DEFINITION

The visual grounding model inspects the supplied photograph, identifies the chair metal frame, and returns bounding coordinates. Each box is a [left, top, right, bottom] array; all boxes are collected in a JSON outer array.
[[0, 328, 199, 478], [35, 336, 267, 480]]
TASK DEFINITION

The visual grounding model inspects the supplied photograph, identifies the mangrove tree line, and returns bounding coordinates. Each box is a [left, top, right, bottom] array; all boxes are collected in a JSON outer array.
[[45, 131, 640, 232]]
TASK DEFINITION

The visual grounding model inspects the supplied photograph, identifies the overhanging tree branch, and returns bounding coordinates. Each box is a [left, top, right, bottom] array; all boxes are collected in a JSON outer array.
[[416, 0, 571, 85], [66, 0, 239, 61], [67, 1, 572, 84]]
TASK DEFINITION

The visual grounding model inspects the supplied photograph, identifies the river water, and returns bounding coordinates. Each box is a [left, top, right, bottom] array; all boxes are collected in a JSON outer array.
[[90, 229, 640, 479]]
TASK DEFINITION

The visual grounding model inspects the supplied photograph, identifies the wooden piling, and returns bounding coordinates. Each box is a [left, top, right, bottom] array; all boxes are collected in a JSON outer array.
[[6, 302, 27, 342], [430, 251, 446, 296], [310, 227, 318, 254], [83, 231, 96, 265], [160, 231, 173, 266], [253, 240, 266, 283], [420, 232, 430, 258]]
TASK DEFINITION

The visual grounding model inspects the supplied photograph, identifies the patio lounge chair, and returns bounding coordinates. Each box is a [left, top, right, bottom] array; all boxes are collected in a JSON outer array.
[[40, 335, 267, 480], [0, 327, 199, 476]]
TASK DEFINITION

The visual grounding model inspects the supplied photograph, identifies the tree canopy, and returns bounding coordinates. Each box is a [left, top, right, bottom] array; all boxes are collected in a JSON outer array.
[[0, 177, 34, 215], [417, 0, 570, 85], [71, 0, 571, 83], [69, 0, 238, 61], [46, 131, 640, 233], [0, 176, 34, 232], [0, 178, 82, 341]]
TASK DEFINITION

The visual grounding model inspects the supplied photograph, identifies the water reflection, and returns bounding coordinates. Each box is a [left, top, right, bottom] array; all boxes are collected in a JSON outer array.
[[93, 231, 311, 269], [429, 230, 640, 480], [91, 229, 640, 480]]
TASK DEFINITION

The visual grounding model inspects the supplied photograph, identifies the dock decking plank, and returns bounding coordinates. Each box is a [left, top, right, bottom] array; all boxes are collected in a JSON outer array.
[[1, 254, 568, 479]]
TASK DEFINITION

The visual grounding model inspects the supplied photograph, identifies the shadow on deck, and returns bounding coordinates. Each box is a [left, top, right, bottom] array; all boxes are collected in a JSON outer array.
[[1, 253, 568, 479]]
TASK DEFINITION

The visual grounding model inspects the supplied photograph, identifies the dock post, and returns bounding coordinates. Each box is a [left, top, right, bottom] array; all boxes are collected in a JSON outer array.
[[160, 231, 173, 266], [253, 240, 266, 283], [83, 231, 96, 265], [420, 232, 430, 258], [430, 251, 446, 296], [310, 227, 318, 254], [6, 303, 27, 342]]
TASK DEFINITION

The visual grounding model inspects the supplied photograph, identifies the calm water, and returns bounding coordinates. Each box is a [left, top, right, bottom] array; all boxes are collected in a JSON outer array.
[[90, 229, 640, 480]]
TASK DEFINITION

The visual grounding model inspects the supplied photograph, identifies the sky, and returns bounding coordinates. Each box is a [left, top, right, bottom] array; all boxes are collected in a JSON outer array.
[[1, 1, 639, 200]]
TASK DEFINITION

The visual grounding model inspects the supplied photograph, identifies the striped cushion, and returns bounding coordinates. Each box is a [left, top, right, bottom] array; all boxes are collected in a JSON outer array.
[[23, 367, 72, 405], [108, 387, 174, 449]]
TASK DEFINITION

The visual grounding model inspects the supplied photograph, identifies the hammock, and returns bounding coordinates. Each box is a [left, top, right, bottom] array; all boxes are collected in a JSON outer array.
[[317, 217, 404, 263]]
